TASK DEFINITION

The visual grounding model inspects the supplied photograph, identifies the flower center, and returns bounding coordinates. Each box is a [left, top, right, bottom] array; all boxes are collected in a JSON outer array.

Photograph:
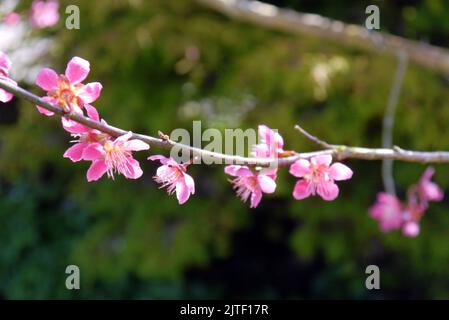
[[50, 76, 83, 111], [103, 140, 131, 179], [305, 163, 329, 185], [232, 175, 258, 203], [155, 165, 184, 195]]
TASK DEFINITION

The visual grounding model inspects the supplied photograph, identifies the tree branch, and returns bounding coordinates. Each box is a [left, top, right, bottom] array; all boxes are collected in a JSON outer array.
[[195, 0, 449, 74], [2, 79, 449, 167]]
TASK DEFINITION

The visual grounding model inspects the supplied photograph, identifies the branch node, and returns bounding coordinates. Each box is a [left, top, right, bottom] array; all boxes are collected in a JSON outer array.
[[393, 145, 405, 153], [158, 131, 170, 141]]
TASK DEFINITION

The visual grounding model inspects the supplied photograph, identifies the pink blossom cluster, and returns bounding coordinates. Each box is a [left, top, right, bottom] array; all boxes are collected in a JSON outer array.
[[369, 167, 444, 237], [0, 51, 444, 235], [34, 56, 195, 203], [224, 125, 353, 208], [1, 53, 355, 206], [34, 56, 150, 181], [1, 0, 59, 29], [30, 0, 59, 29]]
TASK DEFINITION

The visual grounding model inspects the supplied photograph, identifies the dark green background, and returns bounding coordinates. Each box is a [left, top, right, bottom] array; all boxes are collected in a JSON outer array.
[[1, 0, 449, 299]]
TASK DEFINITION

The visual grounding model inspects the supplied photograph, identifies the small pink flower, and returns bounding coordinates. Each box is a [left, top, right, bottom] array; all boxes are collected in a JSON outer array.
[[29, 0, 59, 29], [63, 105, 109, 162], [3, 12, 21, 26], [289, 154, 353, 201], [225, 165, 276, 208], [418, 167, 444, 203], [148, 155, 195, 205], [369, 168, 443, 237], [82, 132, 149, 181], [369, 192, 404, 232], [402, 221, 420, 237], [253, 125, 285, 158], [0, 51, 16, 103], [35, 56, 102, 117]]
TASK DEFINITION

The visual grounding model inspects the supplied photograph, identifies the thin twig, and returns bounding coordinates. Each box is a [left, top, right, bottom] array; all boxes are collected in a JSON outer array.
[[381, 51, 408, 195], [294, 124, 335, 149], [2, 79, 449, 166]]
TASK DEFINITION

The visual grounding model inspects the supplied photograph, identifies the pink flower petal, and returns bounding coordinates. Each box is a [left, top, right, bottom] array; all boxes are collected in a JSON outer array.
[[253, 144, 270, 158], [126, 139, 150, 152], [82, 143, 104, 161], [292, 179, 313, 200], [148, 155, 169, 164], [36, 105, 55, 116], [258, 124, 284, 149], [176, 181, 190, 204], [421, 167, 435, 183], [30, 0, 59, 29], [369, 192, 403, 232], [424, 182, 444, 201], [78, 82, 102, 103], [313, 154, 332, 167], [0, 51, 12, 70], [419, 167, 444, 202], [402, 221, 420, 237], [257, 174, 276, 194], [86, 159, 108, 182], [250, 190, 262, 208], [0, 77, 16, 103], [3, 12, 21, 26], [155, 165, 171, 179], [123, 157, 143, 179], [63, 142, 87, 162], [224, 165, 252, 177], [261, 167, 278, 178], [316, 180, 339, 201], [115, 131, 133, 143], [62, 117, 86, 132], [65, 57, 90, 84], [35, 68, 58, 91], [289, 159, 311, 178], [84, 104, 100, 121], [35, 96, 58, 116], [0, 88, 14, 103], [183, 173, 195, 194], [329, 162, 353, 181]]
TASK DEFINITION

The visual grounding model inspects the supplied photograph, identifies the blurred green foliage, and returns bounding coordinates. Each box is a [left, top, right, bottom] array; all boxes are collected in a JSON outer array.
[[1, 0, 449, 299]]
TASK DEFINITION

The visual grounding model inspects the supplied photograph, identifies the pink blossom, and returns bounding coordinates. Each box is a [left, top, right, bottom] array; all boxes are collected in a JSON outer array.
[[29, 0, 59, 29], [289, 154, 353, 201], [418, 167, 444, 203], [225, 165, 276, 208], [3, 12, 21, 26], [35, 56, 102, 117], [148, 155, 195, 205], [369, 167, 443, 237], [63, 105, 109, 162], [369, 192, 404, 232], [253, 125, 285, 158], [82, 132, 149, 181], [0, 51, 16, 103], [402, 221, 420, 237]]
